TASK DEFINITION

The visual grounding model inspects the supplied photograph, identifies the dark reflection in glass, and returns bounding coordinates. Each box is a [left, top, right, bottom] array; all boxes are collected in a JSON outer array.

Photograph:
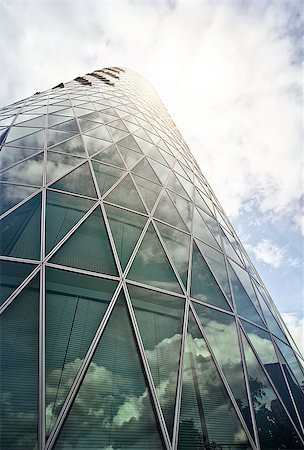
[[191, 244, 231, 311], [0, 151, 44, 186], [241, 332, 303, 449], [128, 223, 183, 293], [0, 193, 41, 260], [0, 183, 38, 215], [0, 275, 39, 450], [46, 190, 95, 254], [45, 268, 118, 435], [178, 312, 251, 450], [128, 284, 185, 437], [50, 206, 118, 276], [53, 294, 165, 450], [105, 204, 147, 269], [274, 338, 304, 388], [51, 163, 97, 198], [0, 260, 35, 306], [194, 304, 254, 438]]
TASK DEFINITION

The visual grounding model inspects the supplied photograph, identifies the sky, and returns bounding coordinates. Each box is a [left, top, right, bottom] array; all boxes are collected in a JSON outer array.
[[0, 0, 303, 353]]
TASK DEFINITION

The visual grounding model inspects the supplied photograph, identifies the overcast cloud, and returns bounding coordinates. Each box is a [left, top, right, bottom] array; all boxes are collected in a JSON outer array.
[[0, 0, 303, 350]]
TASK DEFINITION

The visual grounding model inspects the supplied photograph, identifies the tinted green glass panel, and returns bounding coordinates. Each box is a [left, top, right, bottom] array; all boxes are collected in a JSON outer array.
[[92, 160, 125, 195], [128, 284, 185, 438], [0, 183, 38, 215], [191, 244, 231, 311], [132, 174, 162, 212], [128, 223, 183, 293], [132, 158, 160, 184], [227, 263, 264, 326], [45, 268, 118, 434], [46, 190, 95, 254], [0, 275, 39, 450], [196, 241, 232, 302], [54, 294, 165, 450], [48, 135, 85, 156], [0, 193, 41, 259], [178, 312, 251, 450], [229, 260, 262, 315], [51, 163, 97, 197], [105, 174, 146, 213], [93, 144, 125, 168], [241, 321, 303, 432], [274, 338, 304, 388], [169, 192, 192, 231], [154, 191, 187, 231], [0, 260, 35, 306], [194, 304, 254, 437], [47, 152, 84, 184], [156, 221, 190, 286], [193, 209, 220, 249], [118, 145, 143, 169], [50, 206, 117, 275], [241, 332, 303, 449], [105, 204, 147, 270], [0, 152, 44, 186]]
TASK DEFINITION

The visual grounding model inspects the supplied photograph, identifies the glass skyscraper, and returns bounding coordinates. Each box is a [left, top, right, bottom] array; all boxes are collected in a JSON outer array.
[[0, 67, 303, 450]]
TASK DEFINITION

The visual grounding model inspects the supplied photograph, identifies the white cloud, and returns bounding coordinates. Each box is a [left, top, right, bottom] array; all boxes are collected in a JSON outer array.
[[281, 313, 304, 355], [247, 239, 301, 268]]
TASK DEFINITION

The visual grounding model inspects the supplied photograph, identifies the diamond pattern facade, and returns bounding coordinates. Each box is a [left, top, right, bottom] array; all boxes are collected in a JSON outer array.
[[0, 68, 303, 450]]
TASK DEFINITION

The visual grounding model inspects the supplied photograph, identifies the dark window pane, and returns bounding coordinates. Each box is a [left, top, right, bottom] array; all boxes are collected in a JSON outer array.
[[53, 294, 165, 450], [0, 183, 38, 215], [47, 152, 84, 184], [51, 163, 97, 198], [0, 260, 35, 306], [92, 160, 125, 195]]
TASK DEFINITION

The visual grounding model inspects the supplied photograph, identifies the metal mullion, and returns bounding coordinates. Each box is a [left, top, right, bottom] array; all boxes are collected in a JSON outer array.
[[123, 217, 152, 277], [0, 263, 41, 315], [45, 261, 120, 281], [99, 201, 123, 278], [271, 334, 304, 435], [125, 278, 186, 299], [190, 296, 236, 316], [123, 282, 172, 450], [47, 186, 96, 201], [220, 226, 261, 449], [238, 320, 304, 446], [44, 201, 99, 262], [103, 200, 149, 219], [45, 159, 88, 189], [0, 255, 39, 264], [152, 216, 191, 237], [0, 186, 43, 221], [45, 281, 123, 450], [190, 303, 257, 450]]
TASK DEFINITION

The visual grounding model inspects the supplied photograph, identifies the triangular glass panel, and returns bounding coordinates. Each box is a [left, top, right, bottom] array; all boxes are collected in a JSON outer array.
[[274, 338, 304, 389], [196, 240, 232, 302], [149, 159, 170, 184], [147, 146, 169, 166], [105, 174, 146, 213], [194, 189, 213, 215], [77, 118, 99, 133], [191, 244, 231, 310], [154, 191, 187, 231], [0, 183, 38, 216], [6, 126, 43, 144], [221, 229, 244, 265], [158, 148, 175, 167], [227, 263, 265, 326], [48, 114, 70, 128], [45, 268, 118, 435], [117, 145, 143, 169], [123, 118, 140, 133], [194, 304, 254, 438], [241, 331, 303, 449], [47, 129, 73, 147], [82, 135, 112, 156], [0, 260, 36, 306], [156, 221, 190, 286], [166, 172, 190, 200], [193, 208, 220, 249], [128, 284, 185, 438], [168, 191, 193, 231], [84, 125, 112, 143], [93, 144, 125, 168], [178, 311, 251, 450], [241, 321, 303, 432], [13, 115, 46, 128], [105, 204, 147, 270], [98, 111, 118, 123], [175, 173, 193, 199], [0, 275, 39, 450], [0, 193, 41, 260], [92, 161, 125, 196], [50, 206, 117, 275], [0, 152, 44, 186], [48, 135, 86, 157], [132, 158, 160, 184], [107, 119, 128, 132], [116, 135, 141, 153], [46, 190, 95, 254], [0, 145, 43, 171], [128, 223, 182, 293], [51, 163, 96, 198], [53, 293, 165, 450], [133, 128, 153, 143], [132, 174, 162, 212], [50, 119, 79, 134], [106, 125, 129, 141], [47, 152, 84, 184]]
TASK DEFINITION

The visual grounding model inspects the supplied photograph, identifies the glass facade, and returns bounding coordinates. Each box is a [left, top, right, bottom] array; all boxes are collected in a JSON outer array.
[[0, 67, 303, 450]]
